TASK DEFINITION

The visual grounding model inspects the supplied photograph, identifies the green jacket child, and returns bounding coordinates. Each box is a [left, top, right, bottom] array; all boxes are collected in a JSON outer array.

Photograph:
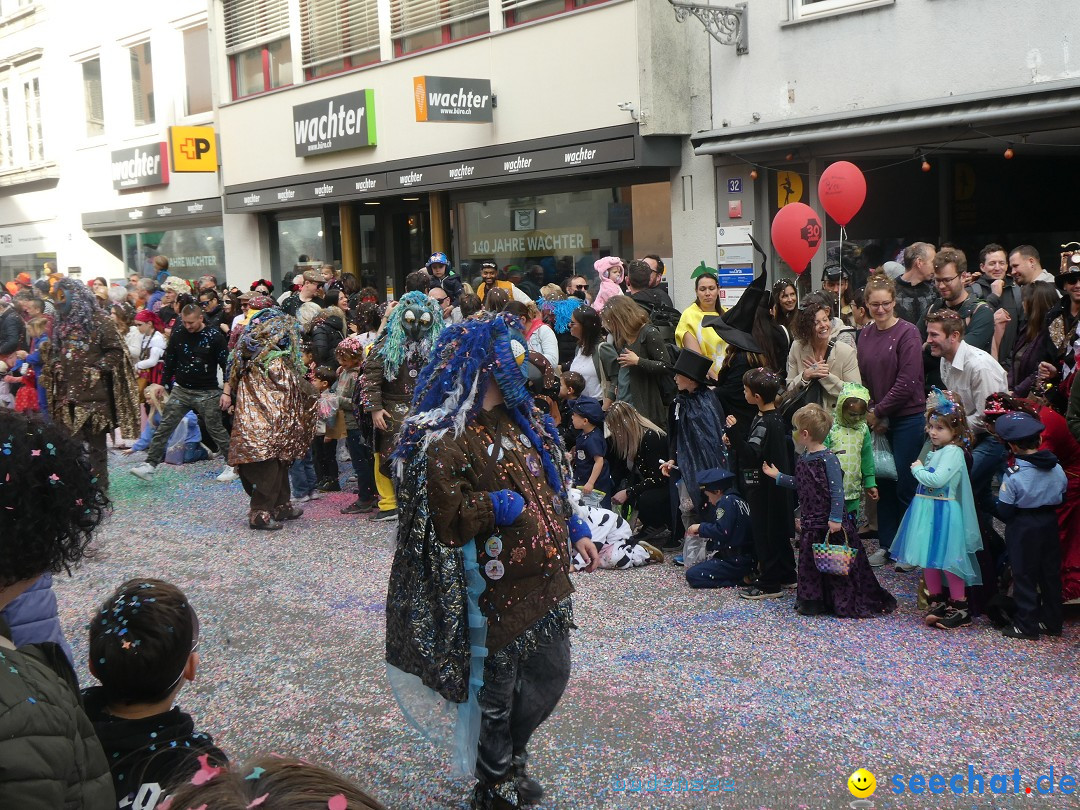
[[824, 382, 878, 516]]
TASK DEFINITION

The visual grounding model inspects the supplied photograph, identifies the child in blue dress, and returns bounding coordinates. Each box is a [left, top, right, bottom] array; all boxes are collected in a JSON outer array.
[[891, 388, 983, 630]]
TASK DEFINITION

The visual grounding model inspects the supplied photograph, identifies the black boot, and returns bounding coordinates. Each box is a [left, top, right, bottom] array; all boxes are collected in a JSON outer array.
[[512, 753, 544, 806], [470, 780, 520, 810]]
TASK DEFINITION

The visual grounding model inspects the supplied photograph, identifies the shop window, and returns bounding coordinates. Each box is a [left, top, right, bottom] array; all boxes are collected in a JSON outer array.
[[503, 0, 608, 27], [302, 0, 380, 79], [224, 0, 292, 99], [183, 26, 212, 115], [22, 76, 42, 162], [81, 58, 104, 136], [123, 226, 226, 282], [274, 216, 325, 287], [128, 43, 155, 126], [391, 0, 489, 57], [455, 184, 672, 289]]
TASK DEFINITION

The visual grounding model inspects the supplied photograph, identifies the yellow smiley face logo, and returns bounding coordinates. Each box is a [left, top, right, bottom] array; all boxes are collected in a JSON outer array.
[[847, 768, 876, 798]]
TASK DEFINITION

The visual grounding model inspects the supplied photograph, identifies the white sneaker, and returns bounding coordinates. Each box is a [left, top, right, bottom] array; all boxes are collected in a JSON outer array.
[[867, 549, 888, 567], [215, 465, 239, 482], [306, 491, 323, 501], [130, 462, 157, 481]]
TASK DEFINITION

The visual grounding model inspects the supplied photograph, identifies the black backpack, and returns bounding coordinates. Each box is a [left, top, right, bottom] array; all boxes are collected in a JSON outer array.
[[636, 298, 681, 345]]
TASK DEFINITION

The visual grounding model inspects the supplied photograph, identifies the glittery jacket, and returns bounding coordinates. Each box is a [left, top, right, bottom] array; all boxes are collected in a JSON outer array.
[[43, 312, 140, 438], [362, 335, 422, 455], [425, 407, 574, 654], [227, 355, 318, 465]]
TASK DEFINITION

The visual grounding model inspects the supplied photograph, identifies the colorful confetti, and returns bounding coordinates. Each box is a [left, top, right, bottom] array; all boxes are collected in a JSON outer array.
[[50, 452, 1080, 809]]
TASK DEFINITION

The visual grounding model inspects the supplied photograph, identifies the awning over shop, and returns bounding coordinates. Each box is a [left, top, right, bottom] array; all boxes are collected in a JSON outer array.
[[692, 79, 1080, 158]]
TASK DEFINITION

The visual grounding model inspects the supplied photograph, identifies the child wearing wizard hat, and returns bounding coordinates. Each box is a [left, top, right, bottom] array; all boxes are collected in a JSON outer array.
[[660, 349, 731, 551]]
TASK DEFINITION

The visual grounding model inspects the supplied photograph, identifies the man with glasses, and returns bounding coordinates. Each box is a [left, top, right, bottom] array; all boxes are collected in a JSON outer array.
[[927, 248, 993, 353], [281, 270, 324, 317], [563, 274, 590, 302], [198, 288, 225, 334], [428, 286, 456, 323]]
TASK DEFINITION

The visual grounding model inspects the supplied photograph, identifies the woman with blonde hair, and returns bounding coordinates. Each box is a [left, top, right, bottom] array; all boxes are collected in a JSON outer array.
[[601, 295, 671, 426], [125, 383, 209, 465], [606, 400, 671, 542]]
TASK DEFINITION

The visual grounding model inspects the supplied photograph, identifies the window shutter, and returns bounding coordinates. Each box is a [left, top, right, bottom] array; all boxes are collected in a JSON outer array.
[[500, 0, 555, 13], [391, 0, 488, 39], [301, 0, 380, 70], [223, 0, 290, 54]]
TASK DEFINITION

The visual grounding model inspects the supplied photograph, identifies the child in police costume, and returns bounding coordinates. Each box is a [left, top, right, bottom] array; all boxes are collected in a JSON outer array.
[[682, 466, 755, 588], [994, 411, 1068, 640]]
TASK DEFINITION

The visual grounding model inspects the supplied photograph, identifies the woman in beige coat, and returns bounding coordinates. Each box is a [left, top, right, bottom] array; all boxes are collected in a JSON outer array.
[[785, 294, 861, 413]]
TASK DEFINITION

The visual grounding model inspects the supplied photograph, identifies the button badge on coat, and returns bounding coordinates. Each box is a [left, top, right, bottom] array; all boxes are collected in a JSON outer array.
[[485, 536, 503, 558], [484, 559, 505, 580]]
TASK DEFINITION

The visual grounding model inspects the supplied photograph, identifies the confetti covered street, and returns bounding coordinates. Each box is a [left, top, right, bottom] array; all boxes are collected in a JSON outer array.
[[57, 453, 1080, 810]]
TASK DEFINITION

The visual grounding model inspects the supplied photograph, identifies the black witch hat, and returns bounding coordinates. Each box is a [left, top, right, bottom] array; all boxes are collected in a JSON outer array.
[[702, 234, 768, 353]]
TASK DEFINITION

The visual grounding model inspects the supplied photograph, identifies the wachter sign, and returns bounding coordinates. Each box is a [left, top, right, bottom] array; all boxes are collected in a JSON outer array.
[[292, 90, 377, 157]]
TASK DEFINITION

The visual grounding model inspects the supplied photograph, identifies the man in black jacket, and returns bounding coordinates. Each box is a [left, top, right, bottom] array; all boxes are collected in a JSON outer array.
[[130, 305, 235, 483]]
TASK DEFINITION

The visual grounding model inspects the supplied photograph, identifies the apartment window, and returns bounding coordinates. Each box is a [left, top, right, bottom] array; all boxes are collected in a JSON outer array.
[[301, 0, 380, 79], [391, 0, 489, 57], [0, 0, 34, 17], [503, 0, 606, 26], [183, 26, 212, 115], [792, 0, 888, 18], [0, 85, 12, 168], [23, 76, 42, 162], [82, 58, 104, 136], [224, 0, 292, 98], [129, 42, 155, 125]]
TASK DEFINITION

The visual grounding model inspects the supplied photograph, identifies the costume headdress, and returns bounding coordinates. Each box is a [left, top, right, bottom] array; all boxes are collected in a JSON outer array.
[[376, 291, 444, 378], [230, 307, 306, 379], [393, 311, 566, 494], [926, 387, 974, 448], [53, 277, 100, 341]]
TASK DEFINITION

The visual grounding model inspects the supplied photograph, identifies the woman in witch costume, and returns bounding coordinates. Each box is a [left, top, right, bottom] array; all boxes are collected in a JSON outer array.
[[385, 312, 599, 810], [704, 238, 787, 454]]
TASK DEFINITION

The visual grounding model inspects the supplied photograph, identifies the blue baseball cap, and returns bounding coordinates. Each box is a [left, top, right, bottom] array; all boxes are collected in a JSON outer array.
[[994, 412, 1045, 443], [697, 466, 736, 491], [571, 396, 605, 426]]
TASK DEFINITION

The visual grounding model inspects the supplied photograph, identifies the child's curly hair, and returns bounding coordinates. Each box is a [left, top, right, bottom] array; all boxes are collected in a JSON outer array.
[[0, 410, 108, 586], [161, 754, 386, 810]]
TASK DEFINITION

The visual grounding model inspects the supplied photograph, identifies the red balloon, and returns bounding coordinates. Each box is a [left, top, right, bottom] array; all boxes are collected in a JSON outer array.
[[818, 161, 866, 226], [771, 202, 822, 274]]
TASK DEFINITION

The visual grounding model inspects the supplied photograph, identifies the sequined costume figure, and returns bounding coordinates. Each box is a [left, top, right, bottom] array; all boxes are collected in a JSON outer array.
[[361, 291, 444, 516], [226, 308, 318, 530], [385, 312, 596, 810], [44, 278, 139, 490]]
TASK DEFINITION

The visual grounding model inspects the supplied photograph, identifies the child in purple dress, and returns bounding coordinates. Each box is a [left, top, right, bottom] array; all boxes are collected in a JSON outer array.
[[764, 404, 896, 618]]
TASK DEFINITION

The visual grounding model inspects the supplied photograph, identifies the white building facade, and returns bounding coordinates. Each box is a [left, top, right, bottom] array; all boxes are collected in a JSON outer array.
[[692, 0, 1080, 288], [0, 0, 225, 286], [210, 0, 717, 305]]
